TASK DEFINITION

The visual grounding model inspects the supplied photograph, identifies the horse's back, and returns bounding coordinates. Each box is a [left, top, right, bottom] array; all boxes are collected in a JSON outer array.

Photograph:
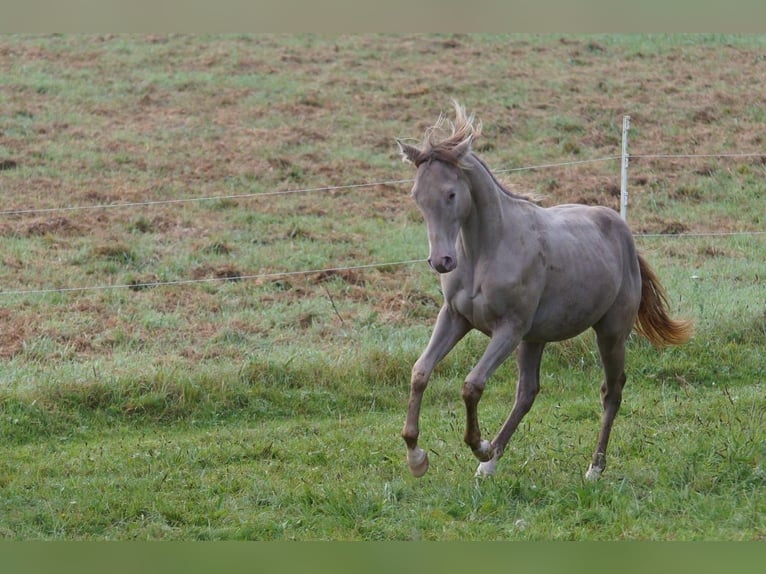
[[542, 204, 637, 268]]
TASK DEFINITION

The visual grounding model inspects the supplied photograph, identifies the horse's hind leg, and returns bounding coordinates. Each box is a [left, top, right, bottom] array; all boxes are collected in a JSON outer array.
[[476, 341, 545, 477], [586, 331, 628, 481]]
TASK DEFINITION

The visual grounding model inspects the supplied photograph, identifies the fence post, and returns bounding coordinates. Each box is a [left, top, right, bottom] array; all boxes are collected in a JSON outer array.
[[620, 115, 631, 221]]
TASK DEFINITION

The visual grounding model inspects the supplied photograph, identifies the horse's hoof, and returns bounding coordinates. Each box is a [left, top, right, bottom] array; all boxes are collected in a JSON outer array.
[[585, 464, 602, 482], [407, 447, 429, 477], [475, 458, 497, 478], [586, 453, 605, 481], [473, 439, 494, 462]]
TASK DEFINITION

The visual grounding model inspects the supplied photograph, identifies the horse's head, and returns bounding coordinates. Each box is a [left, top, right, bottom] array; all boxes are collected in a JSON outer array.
[[396, 101, 480, 274], [398, 145, 472, 273]]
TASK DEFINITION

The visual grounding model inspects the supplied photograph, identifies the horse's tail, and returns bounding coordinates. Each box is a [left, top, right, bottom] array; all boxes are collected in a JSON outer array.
[[635, 253, 694, 348]]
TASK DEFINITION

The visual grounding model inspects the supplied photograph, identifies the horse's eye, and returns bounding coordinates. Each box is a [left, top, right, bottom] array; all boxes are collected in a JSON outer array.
[[448, 192, 456, 201]]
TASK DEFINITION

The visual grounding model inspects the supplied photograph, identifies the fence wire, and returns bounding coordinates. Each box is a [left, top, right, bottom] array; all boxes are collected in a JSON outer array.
[[1, 150, 763, 298], [2, 152, 763, 217], [0, 259, 428, 297]]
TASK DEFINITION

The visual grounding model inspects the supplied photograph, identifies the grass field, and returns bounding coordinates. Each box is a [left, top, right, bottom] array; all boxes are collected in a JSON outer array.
[[0, 34, 764, 540]]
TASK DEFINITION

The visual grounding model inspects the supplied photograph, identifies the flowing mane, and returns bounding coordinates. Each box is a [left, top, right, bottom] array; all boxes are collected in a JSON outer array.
[[411, 102, 482, 168], [410, 101, 529, 201]]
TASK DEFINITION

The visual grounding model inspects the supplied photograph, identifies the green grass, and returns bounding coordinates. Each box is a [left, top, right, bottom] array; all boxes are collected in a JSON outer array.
[[1, 343, 762, 540], [1, 34, 765, 540]]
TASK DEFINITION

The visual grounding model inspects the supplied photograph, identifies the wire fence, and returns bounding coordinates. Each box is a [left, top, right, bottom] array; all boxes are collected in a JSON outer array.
[[0, 179, 417, 217], [0, 156, 628, 218], [0, 259, 429, 297], [2, 152, 762, 218], [0, 148, 764, 298]]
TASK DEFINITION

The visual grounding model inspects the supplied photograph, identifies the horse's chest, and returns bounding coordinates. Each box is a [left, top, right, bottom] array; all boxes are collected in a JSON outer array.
[[445, 278, 512, 334]]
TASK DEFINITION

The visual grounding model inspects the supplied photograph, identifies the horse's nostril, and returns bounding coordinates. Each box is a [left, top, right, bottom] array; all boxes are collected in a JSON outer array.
[[428, 255, 456, 273]]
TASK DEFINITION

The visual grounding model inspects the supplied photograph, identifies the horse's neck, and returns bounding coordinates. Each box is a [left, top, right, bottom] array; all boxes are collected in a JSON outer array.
[[461, 155, 522, 251]]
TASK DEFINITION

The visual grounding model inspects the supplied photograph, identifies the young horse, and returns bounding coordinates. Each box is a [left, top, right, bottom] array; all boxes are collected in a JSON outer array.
[[397, 102, 692, 480]]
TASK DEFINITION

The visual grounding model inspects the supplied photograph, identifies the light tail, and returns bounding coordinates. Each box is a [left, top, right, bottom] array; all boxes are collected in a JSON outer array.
[[635, 254, 694, 348]]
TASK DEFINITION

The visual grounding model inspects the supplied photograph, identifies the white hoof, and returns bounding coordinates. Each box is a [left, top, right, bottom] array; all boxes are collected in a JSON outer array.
[[475, 458, 497, 478], [407, 447, 429, 477], [474, 439, 494, 461], [585, 464, 602, 482]]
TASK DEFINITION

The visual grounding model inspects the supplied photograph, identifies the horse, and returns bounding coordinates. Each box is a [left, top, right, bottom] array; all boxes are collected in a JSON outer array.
[[396, 102, 693, 480]]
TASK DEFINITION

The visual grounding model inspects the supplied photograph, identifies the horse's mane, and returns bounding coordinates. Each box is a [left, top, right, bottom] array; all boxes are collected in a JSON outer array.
[[414, 101, 532, 202], [470, 154, 534, 202], [411, 101, 480, 169]]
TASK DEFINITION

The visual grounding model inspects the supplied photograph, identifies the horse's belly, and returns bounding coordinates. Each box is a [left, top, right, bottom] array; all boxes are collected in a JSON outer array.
[[446, 269, 624, 341], [524, 316, 596, 342], [526, 291, 617, 342]]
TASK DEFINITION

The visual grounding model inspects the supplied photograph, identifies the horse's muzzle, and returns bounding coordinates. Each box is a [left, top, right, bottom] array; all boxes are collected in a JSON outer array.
[[428, 255, 456, 274]]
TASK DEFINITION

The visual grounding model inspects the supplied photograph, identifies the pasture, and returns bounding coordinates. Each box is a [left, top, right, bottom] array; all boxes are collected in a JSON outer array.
[[0, 34, 764, 540]]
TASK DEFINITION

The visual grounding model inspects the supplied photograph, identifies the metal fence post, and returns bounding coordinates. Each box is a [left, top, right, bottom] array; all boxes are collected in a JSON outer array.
[[620, 115, 631, 221]]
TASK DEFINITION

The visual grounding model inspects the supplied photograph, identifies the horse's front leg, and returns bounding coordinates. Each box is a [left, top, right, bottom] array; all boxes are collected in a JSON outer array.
[[462, 327, 521, 463], [403, 306, 470, 477], [476, 341, 545, 477]]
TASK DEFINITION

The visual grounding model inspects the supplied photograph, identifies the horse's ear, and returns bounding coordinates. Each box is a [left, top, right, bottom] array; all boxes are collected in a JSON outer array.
[[452, 135, 473, 162], [396, 139, 421, 165]]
